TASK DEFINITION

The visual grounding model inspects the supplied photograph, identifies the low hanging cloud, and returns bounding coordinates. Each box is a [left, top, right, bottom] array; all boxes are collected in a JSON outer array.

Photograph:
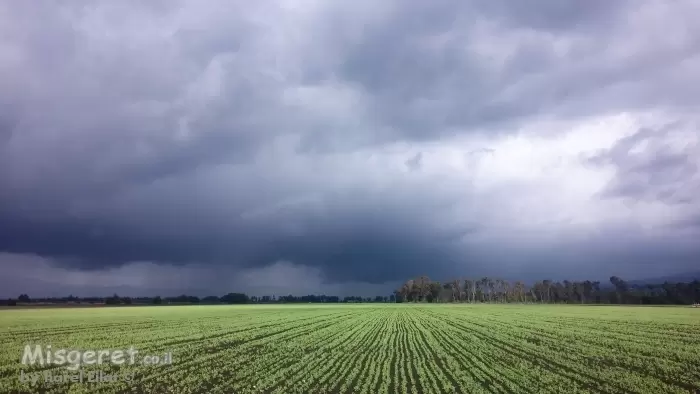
[[1, 0, 699, 296], [0, 254, 395, 298]]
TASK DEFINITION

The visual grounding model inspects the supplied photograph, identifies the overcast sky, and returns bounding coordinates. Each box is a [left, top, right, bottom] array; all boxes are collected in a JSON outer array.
[[1, 0, 699, 297]]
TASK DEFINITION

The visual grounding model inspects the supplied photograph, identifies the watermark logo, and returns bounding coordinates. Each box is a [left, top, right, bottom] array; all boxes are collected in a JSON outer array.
[[19, 369, 136, 386], [21, 345, 172, 371]]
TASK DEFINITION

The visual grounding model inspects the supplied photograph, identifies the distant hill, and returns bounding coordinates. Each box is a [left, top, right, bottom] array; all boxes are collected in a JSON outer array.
[[629, 271, 700, 286]]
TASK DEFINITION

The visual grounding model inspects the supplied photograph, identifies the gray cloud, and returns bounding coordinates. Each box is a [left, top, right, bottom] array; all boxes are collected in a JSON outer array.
[[0, 254, 398, 298], [405, 153, 423, 172], [1, 0, 700, 296], [588, 122, 699, 206]]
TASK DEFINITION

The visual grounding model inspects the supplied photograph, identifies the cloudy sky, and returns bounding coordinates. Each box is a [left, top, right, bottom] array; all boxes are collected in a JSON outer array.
[[1, 0, 699, 297]]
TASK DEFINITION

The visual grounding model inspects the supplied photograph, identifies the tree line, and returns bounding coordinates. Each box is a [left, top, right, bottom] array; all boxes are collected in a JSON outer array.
[[1, 293, 397, 306], [394, 275, 700, 305], [3, 275, 698, 306]]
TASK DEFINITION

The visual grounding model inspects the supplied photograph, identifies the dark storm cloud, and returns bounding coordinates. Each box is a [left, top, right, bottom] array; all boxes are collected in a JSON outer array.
[[331, 0, 628, 141], [1, 0, 700, 295], [1, 193, 467, 283]]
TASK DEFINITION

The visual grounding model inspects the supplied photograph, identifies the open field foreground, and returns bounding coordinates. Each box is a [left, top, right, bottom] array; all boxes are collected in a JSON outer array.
[[1, 304, 699, 394]]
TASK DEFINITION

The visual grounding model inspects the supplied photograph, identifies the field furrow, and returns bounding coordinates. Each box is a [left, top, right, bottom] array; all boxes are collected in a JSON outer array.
[[1, 304, 698, 394]]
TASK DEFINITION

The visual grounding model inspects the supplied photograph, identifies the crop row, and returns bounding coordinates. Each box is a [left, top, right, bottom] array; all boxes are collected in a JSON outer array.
[[0, 304, 698, 393]]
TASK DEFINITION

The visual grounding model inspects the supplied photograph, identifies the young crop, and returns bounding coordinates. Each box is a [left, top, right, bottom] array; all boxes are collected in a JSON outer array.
[[0, 304, 698, 393]]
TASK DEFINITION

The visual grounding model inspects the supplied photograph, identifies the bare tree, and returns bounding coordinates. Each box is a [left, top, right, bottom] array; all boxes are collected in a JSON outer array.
[[514, 281, 526, 303], [451, 279, 461, 302], [465, 279, 476, 303]]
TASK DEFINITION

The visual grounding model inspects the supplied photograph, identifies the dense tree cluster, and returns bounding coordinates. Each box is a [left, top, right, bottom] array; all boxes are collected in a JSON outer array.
[[395, 275, 700, 305]]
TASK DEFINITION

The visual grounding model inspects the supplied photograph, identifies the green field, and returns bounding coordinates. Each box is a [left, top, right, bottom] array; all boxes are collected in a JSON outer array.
[[1, 304, 699, 394]]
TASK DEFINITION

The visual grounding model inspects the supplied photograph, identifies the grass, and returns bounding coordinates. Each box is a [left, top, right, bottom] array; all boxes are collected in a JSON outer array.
[[0, 304, 698, 393]]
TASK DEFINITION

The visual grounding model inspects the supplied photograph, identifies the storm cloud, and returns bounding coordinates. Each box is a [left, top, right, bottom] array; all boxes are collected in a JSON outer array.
[[1, 0, 699, 296]]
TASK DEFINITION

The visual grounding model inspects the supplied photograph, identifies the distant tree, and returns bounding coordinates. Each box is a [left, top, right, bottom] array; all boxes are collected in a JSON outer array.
[[122, 297, 132, 305], [451, 279, 462, 302], [541, 280, 552, 303], [415, 276, 432, 301], [397, 281, 410, 302], [153, 296, 162, 305], [610, 276, 629, 303], [220, 293, 249, 304], [582, 281, 593, 304], [487, 278, 496, 302], [464, 279, 476, 303], [6, 299, 17, 306], [18, 294, 30, 303], [393, 290, 402, 303], [562, 280, 574, 303], [165, 294, 199, 304], [513, 281, 526, 303], [501, 279, 511, 303], [428, 282, 442, 303], [105, 294, 121, 305], [479, 277, 489, 302]]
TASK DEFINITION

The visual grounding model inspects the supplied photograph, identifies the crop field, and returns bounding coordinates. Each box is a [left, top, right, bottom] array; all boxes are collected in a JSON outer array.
[[0, 304, 699, 394]]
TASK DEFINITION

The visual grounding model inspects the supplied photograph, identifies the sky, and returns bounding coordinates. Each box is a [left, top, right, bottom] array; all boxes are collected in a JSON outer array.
[[1, 0, 699, 297]]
